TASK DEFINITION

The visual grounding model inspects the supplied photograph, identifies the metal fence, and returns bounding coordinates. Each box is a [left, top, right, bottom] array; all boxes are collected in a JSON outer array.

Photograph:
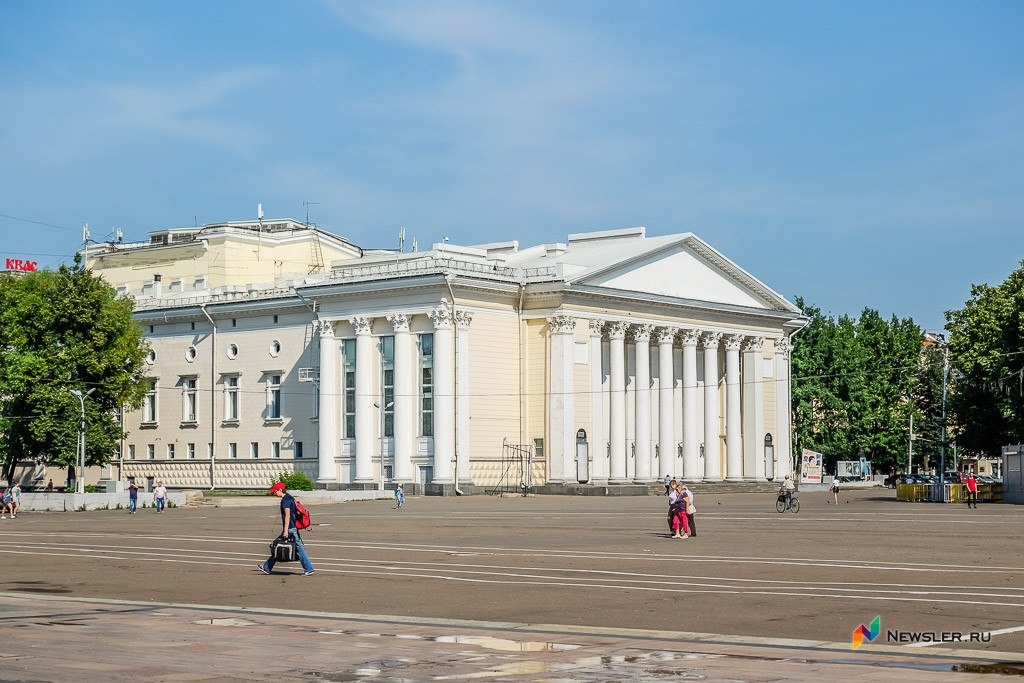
[[896, 483, 1003, 503]]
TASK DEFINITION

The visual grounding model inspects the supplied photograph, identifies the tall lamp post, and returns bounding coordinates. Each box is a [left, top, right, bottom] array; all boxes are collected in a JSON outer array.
[[374, 401, 394, 491], [69, 388, 96, 495]]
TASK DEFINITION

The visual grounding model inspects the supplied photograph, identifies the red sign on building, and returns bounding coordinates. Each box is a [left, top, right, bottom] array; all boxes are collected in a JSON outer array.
[[5, 258, 38, 272]]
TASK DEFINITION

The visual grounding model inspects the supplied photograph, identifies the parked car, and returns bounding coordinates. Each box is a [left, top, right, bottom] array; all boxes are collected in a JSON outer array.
[[884, 474, 910, 488], [944, 471, 963, 483]]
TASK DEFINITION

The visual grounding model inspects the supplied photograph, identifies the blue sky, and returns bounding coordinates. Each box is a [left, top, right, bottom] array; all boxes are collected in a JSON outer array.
[[1, 1, 1022, 329]]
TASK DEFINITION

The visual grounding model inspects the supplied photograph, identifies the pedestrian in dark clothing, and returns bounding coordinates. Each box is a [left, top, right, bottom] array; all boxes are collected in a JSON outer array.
[[257, 482, 314, 576], [128, 480, 139, 514]]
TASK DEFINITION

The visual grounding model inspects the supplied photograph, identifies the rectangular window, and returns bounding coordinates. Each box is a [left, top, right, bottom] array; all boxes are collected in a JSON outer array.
[[187, 442, 196, 459], [272, 442, 281, 458], [128, 444, 136, 460], [228, 442, 237, 459], [295, 441, 303, 459], [183, 377, 197, 422], [147, 444, 155, 460], [250, 441, 259, 458], [207, 442, 214, 459], [224, 376, 239, 420], [420, 333, 434, 436], [381, 335, 395, 437], [267, 374, 282, 419], [167, 443, 175, 459], [343, 338, 356, 438], [143, 380, 158, 422]]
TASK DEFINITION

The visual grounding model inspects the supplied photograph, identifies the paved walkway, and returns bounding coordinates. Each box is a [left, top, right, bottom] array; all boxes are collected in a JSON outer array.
[[2, 592, 1022, 682]]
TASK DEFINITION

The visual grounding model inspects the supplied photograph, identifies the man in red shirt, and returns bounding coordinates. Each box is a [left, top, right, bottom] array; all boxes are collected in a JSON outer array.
[[965, 472, 978, 509]]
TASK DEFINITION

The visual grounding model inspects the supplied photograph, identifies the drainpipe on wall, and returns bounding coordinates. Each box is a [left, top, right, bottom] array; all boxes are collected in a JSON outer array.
[[445, 274, 464, 496], [201, 304, 217, 490], [516, 281, 525, 457]]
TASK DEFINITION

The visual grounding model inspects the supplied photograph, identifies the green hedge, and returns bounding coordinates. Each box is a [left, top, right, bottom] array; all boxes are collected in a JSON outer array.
[[271, 471, 314, 491]]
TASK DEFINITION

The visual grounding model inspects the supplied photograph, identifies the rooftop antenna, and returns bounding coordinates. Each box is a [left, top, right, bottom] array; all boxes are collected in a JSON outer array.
[[82, 223, 90, 269], [303, 201, 320, 226], [399, 226, 405, 253], [411, 236, 418, 252], [257, 203, 264, 259], [116, 228, 123, 243]]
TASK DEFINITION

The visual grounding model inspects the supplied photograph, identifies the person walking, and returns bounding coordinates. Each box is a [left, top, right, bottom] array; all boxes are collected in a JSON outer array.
[[152, 480, 167, 513], [395, 483, 405, 509], [663, 474, 672, 495], [127, 480, 139, 514], [10, 483, 20, 518], [0, 486, 12, 520], [680, 483, 696, 537], [965, 472, 978, 509], [829, 476, 840, 505], [258, 482, 314, 576]]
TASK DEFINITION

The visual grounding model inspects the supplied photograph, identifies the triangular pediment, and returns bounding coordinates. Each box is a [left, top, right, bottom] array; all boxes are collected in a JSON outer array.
[[576, 238, 793, 311]]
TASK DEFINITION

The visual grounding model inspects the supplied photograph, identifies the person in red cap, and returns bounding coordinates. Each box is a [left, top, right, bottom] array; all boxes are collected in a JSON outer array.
[[257, 482, 315, 576]]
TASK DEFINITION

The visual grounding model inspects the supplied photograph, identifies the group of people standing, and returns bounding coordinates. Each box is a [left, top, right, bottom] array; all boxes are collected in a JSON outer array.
[[664, 477, 697, 539]]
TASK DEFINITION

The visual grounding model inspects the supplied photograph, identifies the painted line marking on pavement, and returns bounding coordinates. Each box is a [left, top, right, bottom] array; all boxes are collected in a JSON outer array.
[[2, 591, 1023, 664], [906, 623, 1024, 648]]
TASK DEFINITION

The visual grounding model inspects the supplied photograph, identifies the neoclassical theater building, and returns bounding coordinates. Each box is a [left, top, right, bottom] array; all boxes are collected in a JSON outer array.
[[87, 219, 807, 491]]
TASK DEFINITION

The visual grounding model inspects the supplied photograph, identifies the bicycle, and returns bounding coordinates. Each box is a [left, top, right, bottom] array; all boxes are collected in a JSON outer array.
[[776, 494, 800, 513]]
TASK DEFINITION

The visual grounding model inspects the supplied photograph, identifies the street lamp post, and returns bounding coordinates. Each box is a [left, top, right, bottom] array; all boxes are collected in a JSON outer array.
[[374, 401, 394, 491], [69, 388, 96, 495]]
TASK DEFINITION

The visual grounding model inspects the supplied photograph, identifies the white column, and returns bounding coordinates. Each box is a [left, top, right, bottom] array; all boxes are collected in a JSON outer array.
[[387, 314, 414, 483], [681, 329, 701, 481], [316, 321, 338, 484], [589, 319, 607, 483], [547, 314, 576, 484], [429, 301, 454, 483], [702, 332, 722, 481], [774, 337, 793, 481], [656, 327, 676, 479], [743, 336, 766, 480], [351, 316, 376, 483], [725, 334, 743, 481], [455, 310, 473, 484], [608, 321, 628, 483], [633, 324, 654, 483]]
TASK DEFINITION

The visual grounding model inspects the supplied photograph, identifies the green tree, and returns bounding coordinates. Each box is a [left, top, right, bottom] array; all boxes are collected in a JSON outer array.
[[945, 262, 1024, 456], [792, 299, 923, 474], [0, 258, 150, 480]]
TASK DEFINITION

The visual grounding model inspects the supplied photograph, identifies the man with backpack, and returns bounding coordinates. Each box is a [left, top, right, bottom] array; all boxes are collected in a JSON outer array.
[[257, 482, 314, 576]]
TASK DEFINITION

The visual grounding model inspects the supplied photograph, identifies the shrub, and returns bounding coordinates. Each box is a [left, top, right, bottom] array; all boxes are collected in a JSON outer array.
[[84, 484, 102, 493], [272, 471, 314, 491]]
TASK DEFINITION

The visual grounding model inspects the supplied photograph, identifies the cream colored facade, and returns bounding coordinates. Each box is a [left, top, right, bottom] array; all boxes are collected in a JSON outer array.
[[89, 220, 806, 491]]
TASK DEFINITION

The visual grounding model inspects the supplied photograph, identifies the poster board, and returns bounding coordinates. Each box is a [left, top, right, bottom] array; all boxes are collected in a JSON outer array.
[[800, 449, 823, 483]]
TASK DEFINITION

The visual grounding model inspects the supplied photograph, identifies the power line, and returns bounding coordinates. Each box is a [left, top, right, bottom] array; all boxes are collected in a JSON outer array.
[[0, 212, 80, 233]]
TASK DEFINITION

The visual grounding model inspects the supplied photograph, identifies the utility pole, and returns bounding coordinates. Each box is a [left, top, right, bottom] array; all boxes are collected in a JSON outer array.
[[908, 412, 914, 474], [938, 337, 950, 485], [69, 387, 95, 494]]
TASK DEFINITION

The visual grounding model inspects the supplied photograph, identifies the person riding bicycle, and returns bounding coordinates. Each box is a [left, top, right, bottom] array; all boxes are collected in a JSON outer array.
[[779, 474, 795, 509]]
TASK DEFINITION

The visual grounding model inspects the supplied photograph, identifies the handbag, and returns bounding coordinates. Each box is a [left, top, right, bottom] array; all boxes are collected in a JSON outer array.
[[271, 536, 297, 563], [686, 503, 695, 514]]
